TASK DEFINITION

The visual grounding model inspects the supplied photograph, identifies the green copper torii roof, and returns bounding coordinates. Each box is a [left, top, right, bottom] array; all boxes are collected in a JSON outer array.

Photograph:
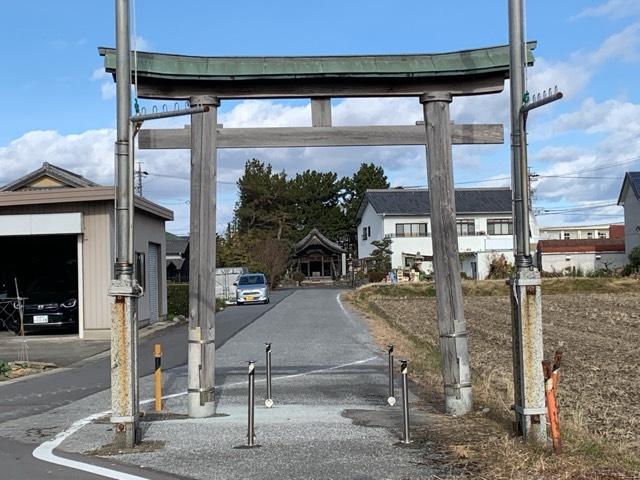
[[98, 43, 535, 81]]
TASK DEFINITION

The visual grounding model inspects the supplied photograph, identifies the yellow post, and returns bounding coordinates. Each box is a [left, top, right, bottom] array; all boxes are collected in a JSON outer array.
[[154, 344, 162, 412]]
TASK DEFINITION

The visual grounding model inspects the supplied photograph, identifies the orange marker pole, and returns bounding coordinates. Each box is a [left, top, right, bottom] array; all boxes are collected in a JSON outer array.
[[154, 344, 162, 412], [543, 358, 562, 454]]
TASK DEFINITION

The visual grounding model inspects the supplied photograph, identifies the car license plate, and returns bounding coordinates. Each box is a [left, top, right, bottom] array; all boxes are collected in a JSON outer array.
[[33, 315, 49, 324], [244, 296, 254, 301]]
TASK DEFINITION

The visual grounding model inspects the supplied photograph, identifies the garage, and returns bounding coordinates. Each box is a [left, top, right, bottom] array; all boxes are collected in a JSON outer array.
[[0, 162, 173, 339]]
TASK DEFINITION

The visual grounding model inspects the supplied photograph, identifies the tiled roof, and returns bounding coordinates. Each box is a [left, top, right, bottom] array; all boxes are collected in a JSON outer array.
[[166, 232, 189, 256], [537, 238, 625, 253], [294, 228, 346, 255], [357, 187, 512, 220]]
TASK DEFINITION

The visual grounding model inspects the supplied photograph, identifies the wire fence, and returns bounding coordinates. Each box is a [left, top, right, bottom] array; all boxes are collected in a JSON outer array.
[[0, 298, 28, 362]]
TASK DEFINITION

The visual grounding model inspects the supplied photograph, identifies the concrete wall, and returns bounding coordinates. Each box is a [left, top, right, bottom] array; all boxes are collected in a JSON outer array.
[[540, 251, 627, 274], [623, 188, 640, 256]]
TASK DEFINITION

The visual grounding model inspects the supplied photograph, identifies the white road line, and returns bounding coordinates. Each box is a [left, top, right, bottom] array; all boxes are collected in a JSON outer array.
[[32, 356, 378, 480]]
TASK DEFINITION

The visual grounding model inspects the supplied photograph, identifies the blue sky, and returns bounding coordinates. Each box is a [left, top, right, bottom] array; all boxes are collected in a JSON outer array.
[[1, 0, 639, 234]]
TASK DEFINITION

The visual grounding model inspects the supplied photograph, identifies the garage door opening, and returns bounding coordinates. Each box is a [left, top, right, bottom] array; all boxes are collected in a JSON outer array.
[[0, 234, 79, 335]]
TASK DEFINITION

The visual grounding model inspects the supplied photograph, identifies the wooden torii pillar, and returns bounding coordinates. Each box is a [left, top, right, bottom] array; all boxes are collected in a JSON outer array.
[[140, 99, 498, 416]]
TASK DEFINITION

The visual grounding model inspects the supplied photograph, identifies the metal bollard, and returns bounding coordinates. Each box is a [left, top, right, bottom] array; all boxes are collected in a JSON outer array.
[[154, 344, 162, 412], [247, 361, 257, 447], [400, 359, 411, 444], [265, 343, 273, 408], [387, 345, 396, 406]]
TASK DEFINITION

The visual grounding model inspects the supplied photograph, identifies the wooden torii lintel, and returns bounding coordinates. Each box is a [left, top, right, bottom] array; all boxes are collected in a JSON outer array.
[[138, 123, 503, 150]]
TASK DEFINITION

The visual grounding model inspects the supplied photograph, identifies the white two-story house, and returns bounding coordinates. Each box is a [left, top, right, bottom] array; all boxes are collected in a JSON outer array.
[[356, 187, 533, 280]]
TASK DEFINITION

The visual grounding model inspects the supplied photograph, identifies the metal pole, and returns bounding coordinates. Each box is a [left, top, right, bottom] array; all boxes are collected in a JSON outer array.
[[387, 345, 396, 406], [400, 360, 411, 444], [508, 0, 547, 445], [265, 343, 273, 408], [109, 0, 139, 449], [508, 0, 531, 268], [247, 361, 256, 447], [115, 0, 132, 277]]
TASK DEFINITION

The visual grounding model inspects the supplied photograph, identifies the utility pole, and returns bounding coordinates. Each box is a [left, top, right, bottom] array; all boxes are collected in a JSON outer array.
[[508, 0, 547, 445], [135, 163, 148, 197], [109, 0, 140, 448]]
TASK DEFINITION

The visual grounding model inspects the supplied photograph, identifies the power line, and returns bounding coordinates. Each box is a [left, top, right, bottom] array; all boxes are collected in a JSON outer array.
[[145, 172, 237, 185], [537, 212, 623, 217], [540, 203, 619, 214], [451, 156, 640, 187]]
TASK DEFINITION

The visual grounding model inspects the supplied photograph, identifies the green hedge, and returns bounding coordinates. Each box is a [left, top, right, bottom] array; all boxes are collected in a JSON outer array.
[[167, 283, 226, 319], [167, 283, 189, 318]]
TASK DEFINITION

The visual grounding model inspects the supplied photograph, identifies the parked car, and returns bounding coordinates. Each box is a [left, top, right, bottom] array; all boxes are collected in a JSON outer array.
[[8, 278, 78, 334], [235, 273, 270, 305]]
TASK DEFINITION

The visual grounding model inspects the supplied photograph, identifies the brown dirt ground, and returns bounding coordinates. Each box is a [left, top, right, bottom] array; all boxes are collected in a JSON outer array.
[[346, 283, 640, 479]]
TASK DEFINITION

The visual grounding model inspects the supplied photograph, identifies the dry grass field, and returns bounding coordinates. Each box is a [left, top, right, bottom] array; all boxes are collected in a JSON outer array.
[[348, 277, 640, 479]]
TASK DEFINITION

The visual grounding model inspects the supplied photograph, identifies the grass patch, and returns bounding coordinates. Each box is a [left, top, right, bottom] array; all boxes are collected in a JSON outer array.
[[363, 276, 640, 298]]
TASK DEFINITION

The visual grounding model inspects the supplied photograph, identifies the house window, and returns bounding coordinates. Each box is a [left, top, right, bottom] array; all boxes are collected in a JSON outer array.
[[404, 256, 415, 267], [587, 232, 593, 239], [456, 220, 475, 236], [135, 252, 146, 290], [395, 223, 427, 237], [598, 232, 606, 239], [362, 227, 368, 240], [564, 232, 571, 240], [487, 219, 513, 235]]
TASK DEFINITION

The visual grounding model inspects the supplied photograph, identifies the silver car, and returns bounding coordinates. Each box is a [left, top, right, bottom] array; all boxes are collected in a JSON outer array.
[[235, 273, 269, 305]]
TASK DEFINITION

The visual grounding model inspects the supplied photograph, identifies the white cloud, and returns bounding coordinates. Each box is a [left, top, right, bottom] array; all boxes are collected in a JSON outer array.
[[530, 97, 640, 209], [220, 101, 310, 127], [587, 22, 640, 65], [574, 0, 640, 20], [132, 35, 151, 52], [91, 67, 116, 100], [90, 68, 108, 82]]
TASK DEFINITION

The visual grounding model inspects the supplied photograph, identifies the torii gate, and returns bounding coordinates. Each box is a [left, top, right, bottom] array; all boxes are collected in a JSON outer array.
[[100, 43, 535, 419]]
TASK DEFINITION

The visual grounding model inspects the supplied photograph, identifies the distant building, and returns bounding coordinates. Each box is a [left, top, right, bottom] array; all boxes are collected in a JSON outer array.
[[166, 232, 189, 282], [355, 187, 534, 280], [293, 228, 346, 281], [539, 223, 622, 241], [618, 172, 640, 255]]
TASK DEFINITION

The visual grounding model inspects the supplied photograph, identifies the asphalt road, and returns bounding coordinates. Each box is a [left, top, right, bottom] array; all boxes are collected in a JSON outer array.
[[0, 289, 292, 480]]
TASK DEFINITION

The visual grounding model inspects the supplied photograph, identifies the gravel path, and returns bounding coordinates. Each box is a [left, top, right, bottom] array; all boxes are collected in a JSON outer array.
[[59, 288, 434, 480]]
